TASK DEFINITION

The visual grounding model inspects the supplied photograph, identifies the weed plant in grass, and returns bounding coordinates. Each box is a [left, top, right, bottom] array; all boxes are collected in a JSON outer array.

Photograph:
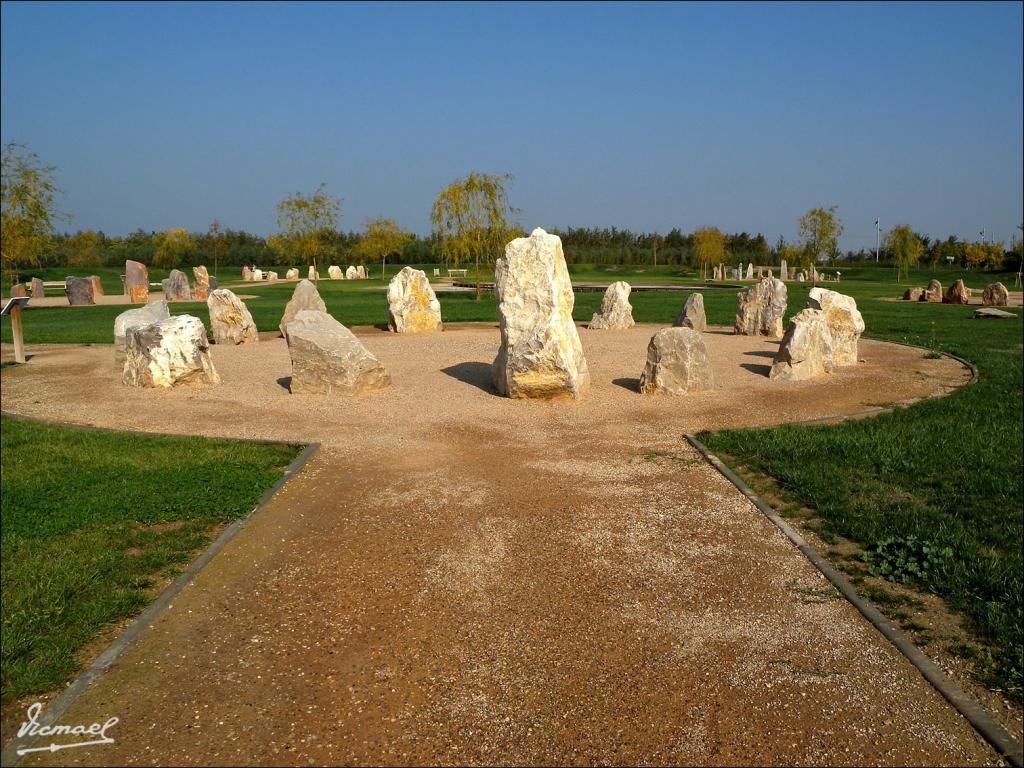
[[0, 416, 301, 702]]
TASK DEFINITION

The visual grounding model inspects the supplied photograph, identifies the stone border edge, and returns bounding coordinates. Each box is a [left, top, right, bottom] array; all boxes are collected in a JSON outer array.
[[0, 412, 320, 767], [683, 431, 1022, 768]]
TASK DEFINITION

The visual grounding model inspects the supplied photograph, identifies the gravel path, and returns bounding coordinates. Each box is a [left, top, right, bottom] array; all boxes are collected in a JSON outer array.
[[1, 325, 995, 765]]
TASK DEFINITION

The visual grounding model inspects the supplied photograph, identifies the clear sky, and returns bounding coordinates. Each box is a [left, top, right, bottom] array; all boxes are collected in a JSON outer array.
[[2, 1, 1022, 251]]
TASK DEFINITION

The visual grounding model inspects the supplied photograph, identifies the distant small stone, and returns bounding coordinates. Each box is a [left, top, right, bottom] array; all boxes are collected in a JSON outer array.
[[589, 281, 635, 330], [163, 269, 192, 302], [30, 278, 45, 299], [922, 279, 942, 303], [943, 279, 971, 305], [286, 268, 299, 280], [973, 307, 1017, 319], [328, 265, 343, 280], [346, 265, 359, 280], [208, 289, 259, 344], [674, 293, 706, 331], [902, 287, 924, 301]]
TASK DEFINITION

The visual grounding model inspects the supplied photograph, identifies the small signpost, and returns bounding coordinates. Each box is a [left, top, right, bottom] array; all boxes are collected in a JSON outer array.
[[2, 296, 30, 364]]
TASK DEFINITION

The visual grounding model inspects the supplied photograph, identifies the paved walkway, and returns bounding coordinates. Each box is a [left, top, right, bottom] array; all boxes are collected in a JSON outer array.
[[1, 327, 995, 765]]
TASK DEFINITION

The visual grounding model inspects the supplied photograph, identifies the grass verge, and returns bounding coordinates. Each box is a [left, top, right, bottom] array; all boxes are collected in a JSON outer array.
[[0, 415, 302, 703]]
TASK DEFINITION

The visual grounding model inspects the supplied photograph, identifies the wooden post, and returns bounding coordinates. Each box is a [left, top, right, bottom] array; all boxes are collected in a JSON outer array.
[[10, 301, 26, 364]]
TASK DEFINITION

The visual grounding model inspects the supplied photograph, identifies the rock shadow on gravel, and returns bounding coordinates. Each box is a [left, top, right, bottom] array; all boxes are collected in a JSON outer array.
[[612, 377, 641, 392], [441, 362, 499, 395], [276, 375, 292, 391], [740, 362, 772, 377]]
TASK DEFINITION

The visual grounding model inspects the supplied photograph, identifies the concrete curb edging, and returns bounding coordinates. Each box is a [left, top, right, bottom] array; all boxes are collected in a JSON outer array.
[[0, 416, 320, 767], [684, 432, 1023, 768]]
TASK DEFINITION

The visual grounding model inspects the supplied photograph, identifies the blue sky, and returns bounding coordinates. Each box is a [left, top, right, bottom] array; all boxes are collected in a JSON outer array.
[[2, 1, 1022, 250]]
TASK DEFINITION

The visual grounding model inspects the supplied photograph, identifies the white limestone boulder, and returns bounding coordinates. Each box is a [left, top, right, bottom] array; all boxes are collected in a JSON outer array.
[[770, 308, 835, 381], [328, 265, 343, 280], [735, 277, 787, 338], [492, 228, 590, 399], [122, 315, 220, 388], [387, 267, 442, 333], [279, 279, 327, 337], [207, 289, 258, 345], [674, 293, 706, 332], [113, 300, 170, 367], [807, 287, 864, 367], [982, 282, 1009, 307], [286, 268, 299, 280], [589, 281, 635, 330], [285, 310, 390, 395], [639, 327, 714, 395], [345, 265, 359, 280]]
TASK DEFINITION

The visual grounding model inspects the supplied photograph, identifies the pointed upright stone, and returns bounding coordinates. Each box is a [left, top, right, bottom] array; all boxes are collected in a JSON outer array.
[[492, 228, 589, 399], [279, 279, 327, 337], [192, 266, 210, 300], [125, 260, 149, 303], [387, 267, 443, 333], [589, 281, 635, 329], [674, 293, 707, 331], [208, 289, 259, 344]]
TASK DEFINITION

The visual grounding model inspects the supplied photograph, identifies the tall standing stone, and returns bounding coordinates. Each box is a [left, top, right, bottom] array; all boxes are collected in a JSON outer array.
[[943, 279, 971, 305], [807, 287, 864, 367], [285, 310, 390, 395], [65, 276, 96, 306], [735, 277, 787, 338], [30, 277, 45, 299], [279, 279, 327, 337], [208, 288, 259, 344], [308, 265, 319, 281], [639, 327, 714, 395], [122, 315, 220, 388], [770, 309, 836, 381], [345, 266, 359, 280], [192, 266, 211, 300], [163, 269, 192, 301], [982, 282, 1009, 307], [125, 260, 149, 304], [922, 279, 942, 302], [779, 260, 788, 281], [357, 265, 367, 279], [113, 300, 170, 367], [328, 265, 343, 280], [86, 276, 104, 297], [745, 263, 754, 279], [286, 268, 299, 280], [589, 281, 635, 329], [9, 284, 27, 298], [387, 267, 443, 333], [492, 228, 590, 400], [674, 293, 707, 331]]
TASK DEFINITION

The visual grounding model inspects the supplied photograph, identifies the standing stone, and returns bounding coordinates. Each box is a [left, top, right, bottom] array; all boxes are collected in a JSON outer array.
[[492, 228, 590, 400], [9, 284, 27, 298], [922, 279, 942, 302], [266, 271, 278, 281], [639, 327, 714, 395], [943, 279, 971, 305], [308, 265, 319, 281], [811, 265, 820, 282], [242, 266, 253, 281], [982, 282, 1009, 307], [208, 289, 259, 345], [86, 276, 104, 297], [807, 288, 864, 367], [674, 293, 707, 331], [113, 300, 170, 367], [279, 279, 327, 337], [122, 315, 220, 388], [735, 277, 787, 338], [589, 281, 635, 330], [713, 265, 721, 280], [328, 265, 343, 280], [192, 266, 210, 300], [345, 266, 359, 280], [65, 276, 96, 306], [125, 260, 149, 303], [387, 267, 443, 333], [902, 287, 924, 301], [745, 263, 754, 279], [30, 277, 45, 299], [252, 269, 263, 281], [780, 260, 788, 281], [797, 271, 806, 283], [209, 276, 218, 290], [770, 309, 836, 381], [286, 268, 299, 280], [285, 310, 390, 395], [358, 265, 368, 279], [163, 269, 192, 302]]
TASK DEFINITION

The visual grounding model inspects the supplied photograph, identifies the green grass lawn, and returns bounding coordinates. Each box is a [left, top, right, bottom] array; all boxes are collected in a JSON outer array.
[[0, 415, 302, 702]]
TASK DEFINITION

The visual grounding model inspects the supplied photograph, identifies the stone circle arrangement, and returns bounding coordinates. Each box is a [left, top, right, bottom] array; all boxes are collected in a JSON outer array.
[[111, 227, 873, 397]]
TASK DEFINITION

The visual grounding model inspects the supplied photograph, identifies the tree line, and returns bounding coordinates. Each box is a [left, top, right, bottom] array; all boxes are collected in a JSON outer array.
[[3, 142, 1020, 287]]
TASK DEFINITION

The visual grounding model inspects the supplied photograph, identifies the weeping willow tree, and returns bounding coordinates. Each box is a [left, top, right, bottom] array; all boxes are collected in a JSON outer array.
[[274, 183, 340, 279], [1, 142, 66, 287], [430, 172, 519, 299], [884, 224, 923, 282]]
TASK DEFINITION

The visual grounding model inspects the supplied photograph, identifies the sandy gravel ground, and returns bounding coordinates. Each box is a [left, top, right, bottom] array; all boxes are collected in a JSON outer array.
[[0, 325, 997, 766]]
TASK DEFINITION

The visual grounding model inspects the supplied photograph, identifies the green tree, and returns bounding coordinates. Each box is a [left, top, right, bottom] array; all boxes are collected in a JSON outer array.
[[275, 183, 341, 279], [964, 240, 1005, 271], [1, 142, 67, 285], [63, 229, 105, 268], [431, 172, 518, 299], [153, 228, 194, 267], [692, 226, 725, 279], [356, 217, 411, 280], [798, 206, 844, 280], [883, 224, 923, 282]]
